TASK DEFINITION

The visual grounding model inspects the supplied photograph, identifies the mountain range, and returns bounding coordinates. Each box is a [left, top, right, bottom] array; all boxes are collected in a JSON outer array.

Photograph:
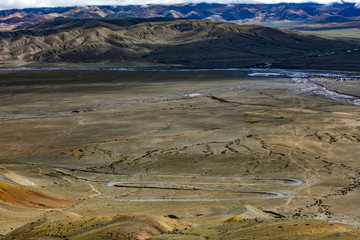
[[0, 2, 360, 34], [0, 17, 358, 70], [0, 3, 360, 70]]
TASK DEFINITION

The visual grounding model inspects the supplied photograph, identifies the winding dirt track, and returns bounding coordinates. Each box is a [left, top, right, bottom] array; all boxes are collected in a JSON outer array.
[[107, 176, 303, 202], [2, 162, 303, 202]]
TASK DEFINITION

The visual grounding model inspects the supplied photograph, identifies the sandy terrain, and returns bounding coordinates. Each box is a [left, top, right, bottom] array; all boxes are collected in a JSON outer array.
[[0, 69, 359, 239]]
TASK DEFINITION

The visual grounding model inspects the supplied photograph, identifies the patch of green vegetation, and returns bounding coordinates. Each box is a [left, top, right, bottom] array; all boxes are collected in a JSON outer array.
[[300, 29, 360, 41]]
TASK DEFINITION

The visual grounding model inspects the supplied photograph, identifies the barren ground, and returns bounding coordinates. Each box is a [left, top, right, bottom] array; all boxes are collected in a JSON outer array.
[[0, 70, 359, 239]]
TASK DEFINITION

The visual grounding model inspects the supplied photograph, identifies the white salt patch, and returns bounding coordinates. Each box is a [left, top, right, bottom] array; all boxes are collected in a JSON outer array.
[[248, 72, 282, 77], [184, 93, 202, 97]]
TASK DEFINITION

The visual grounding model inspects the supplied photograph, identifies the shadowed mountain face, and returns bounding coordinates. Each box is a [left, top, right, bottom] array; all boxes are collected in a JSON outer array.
[[1, 3, 360, 33], [0, 18, 358, 69]]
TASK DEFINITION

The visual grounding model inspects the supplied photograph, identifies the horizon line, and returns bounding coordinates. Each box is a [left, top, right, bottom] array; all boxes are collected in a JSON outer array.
[[0, 1, 358, 12]]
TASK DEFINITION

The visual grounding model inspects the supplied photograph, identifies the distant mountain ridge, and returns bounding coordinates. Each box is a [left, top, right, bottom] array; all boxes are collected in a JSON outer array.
[[0, 18, 358, 70], [1, 3, 360, 32]]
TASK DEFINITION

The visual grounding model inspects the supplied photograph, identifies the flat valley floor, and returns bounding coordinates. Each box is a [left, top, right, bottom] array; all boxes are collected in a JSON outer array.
[[0, 70, 360, 239]]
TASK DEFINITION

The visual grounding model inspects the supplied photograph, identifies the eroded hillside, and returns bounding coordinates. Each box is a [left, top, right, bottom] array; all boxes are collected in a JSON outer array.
[[0, 18, 358, 69]]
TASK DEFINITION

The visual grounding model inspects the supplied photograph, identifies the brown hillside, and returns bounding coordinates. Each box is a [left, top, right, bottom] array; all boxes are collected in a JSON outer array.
[[0, 18, 357, 69], [152, 218, 360, 240], [0, 180, 77, 208], [2, 215, 190, 240]]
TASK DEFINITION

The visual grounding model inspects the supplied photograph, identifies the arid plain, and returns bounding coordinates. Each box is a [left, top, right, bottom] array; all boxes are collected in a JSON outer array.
[[0, 69, 360, 239]]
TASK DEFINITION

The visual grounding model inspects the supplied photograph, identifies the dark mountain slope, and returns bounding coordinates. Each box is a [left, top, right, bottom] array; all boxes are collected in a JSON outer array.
[[0, 18, 358, 69]]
